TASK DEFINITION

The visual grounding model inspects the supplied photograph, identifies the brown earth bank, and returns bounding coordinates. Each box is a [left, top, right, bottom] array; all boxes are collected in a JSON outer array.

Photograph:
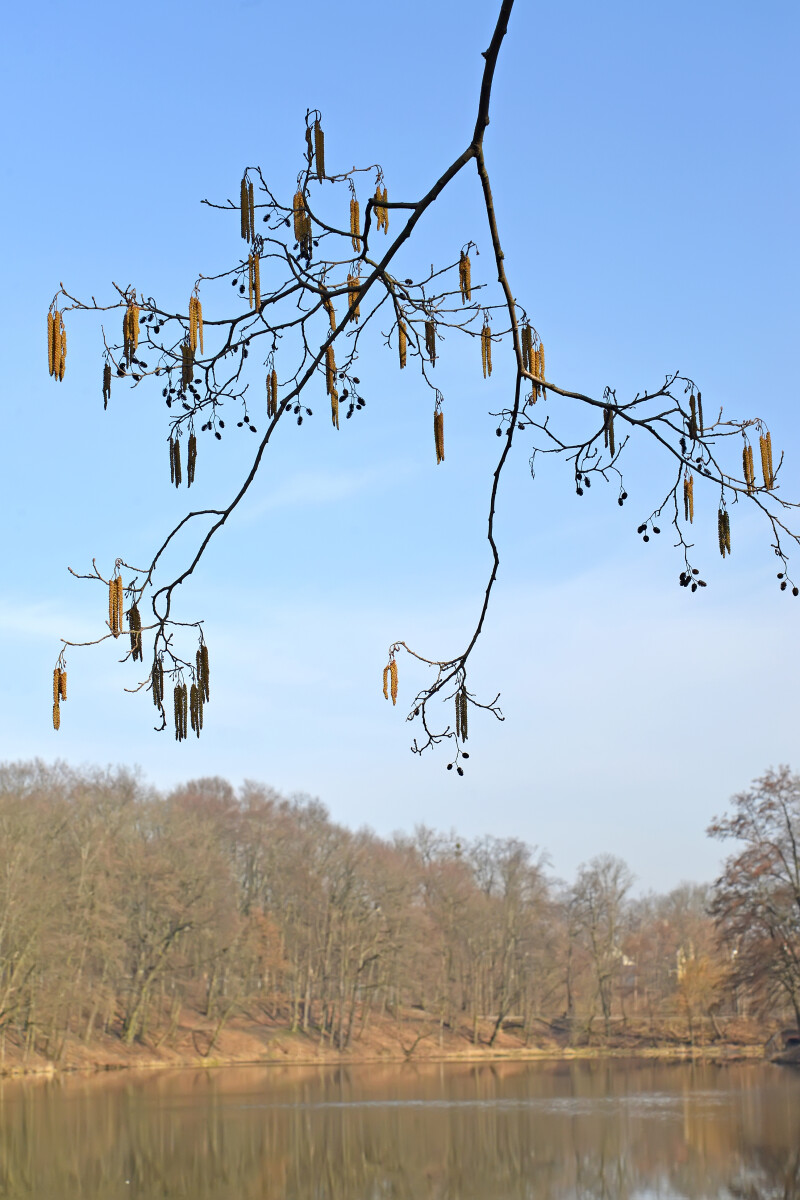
[[0, 1005, 780, 1079]]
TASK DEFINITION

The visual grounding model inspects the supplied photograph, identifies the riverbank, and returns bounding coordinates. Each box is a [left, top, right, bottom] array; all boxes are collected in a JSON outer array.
[[0, 1006, 772, 1078]]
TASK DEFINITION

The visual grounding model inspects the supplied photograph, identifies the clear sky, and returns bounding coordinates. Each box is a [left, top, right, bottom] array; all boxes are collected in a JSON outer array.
[[1, 0, 797, 893]]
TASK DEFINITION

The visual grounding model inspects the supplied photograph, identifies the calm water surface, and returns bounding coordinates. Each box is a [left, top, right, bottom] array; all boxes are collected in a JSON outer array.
[[0, 1059, 798, 1199]]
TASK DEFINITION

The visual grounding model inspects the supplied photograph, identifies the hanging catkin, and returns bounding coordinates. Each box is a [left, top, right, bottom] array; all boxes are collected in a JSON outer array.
[[398, 319, 407, 369], [128, 601, 143, 661], [459, 252, 472, 303], [743, 443, 755, 493], [181, 341, 193, 387], [109, 577, 123, 638], [455, 686, 468, 741], [152, 658, 164, 708], [382, 660, 398, 705], [683, 474, 694, 522], [481, 323, 492, 378], [267, 368, 278, 417], [689, 394, 698, 440], [187, 295, 204, 354], [697, 391, 704, 435], [313, 118, 325, 179], [347, 275, 361, 321], [190, 682, 203, 737], [374, 186, 389, 233], [103, 362, 111, 409], [718, 508, 731, 558], [434, 410, 445, 464], [174, 683, 188, 742], [537, 342, 546, 382], [521, 323, 533, 373], [350, 197, 360, 253], [49, 310, 66, 381], [604, 407, 616, 458], [759, 432, 774, 490], [123, 303, 139, 365], [187, 433, 197, 486], [425, 319, 436, 365], [196, 644, 210, 702], [240, 176, 250, 241], [170, 436, 182, 487]]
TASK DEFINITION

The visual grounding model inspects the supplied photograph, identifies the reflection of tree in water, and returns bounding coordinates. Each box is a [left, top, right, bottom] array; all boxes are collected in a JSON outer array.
[[0, 1063, 798, 1198], [727, 1147, 800, 1200]]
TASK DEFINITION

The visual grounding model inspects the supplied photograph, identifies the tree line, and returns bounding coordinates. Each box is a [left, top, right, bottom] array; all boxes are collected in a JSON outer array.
[[0, 761, 797, 1064]]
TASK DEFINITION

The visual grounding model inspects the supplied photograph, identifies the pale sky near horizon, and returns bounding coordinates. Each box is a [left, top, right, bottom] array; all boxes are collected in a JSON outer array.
[[0, 0, 797, 894]]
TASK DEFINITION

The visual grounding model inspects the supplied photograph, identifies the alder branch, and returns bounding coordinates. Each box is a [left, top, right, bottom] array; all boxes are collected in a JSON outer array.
[[48, 0, 799, 761]]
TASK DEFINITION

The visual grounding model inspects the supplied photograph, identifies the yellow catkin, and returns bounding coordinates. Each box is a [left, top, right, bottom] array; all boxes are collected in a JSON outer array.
[[390, 659, 398, 705], [267, 368, 278, 417], [481, 324, 492, 378], [109, 576, 123, 638], [314, 119, 325, 179], [743, 444, 754, 493], [350, 197, 360, 253], [248, 181, 255, 239], [398, 319, 407, 369], [459, 252, 472, 303], [759, 434, 774, 490], [425, 320, 436, 365], [196, 297, 203, 354], [325, 344, 336, 395], [123, 303, 139, 365], [187, 433, 197, 487], [347, 275, 361, 322], [53, 668, 60, 705], [434, 410, 445, 464], [683, 474, 694, 522], [538, 342, 546, 382], [253, 254, 261, 311], [190, 296, 197, 353], [174, 683, 188, 742], [374, 186, 389, 233], [47, 311, 55, 375], [52, 311, 60, 377], [323, 293, 336, 331], [59, 669, 67, 701], [53, 701, 60, 731], [383, 664, 390, 700], [330, 387, 339, 429]]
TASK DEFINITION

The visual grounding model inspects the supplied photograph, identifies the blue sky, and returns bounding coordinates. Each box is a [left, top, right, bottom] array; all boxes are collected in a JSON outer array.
[[1, 0, 797, 892]]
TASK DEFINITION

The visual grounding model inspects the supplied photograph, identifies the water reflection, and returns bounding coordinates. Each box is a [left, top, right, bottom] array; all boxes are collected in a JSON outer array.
[[0, 1061, 798, 1199]]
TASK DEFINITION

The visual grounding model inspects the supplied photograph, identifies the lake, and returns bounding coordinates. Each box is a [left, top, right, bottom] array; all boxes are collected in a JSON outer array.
[[0, 1059, 797, 1198]]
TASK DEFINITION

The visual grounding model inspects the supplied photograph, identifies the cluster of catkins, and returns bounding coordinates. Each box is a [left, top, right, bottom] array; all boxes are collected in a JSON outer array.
[[47, 310, 67, 381]]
